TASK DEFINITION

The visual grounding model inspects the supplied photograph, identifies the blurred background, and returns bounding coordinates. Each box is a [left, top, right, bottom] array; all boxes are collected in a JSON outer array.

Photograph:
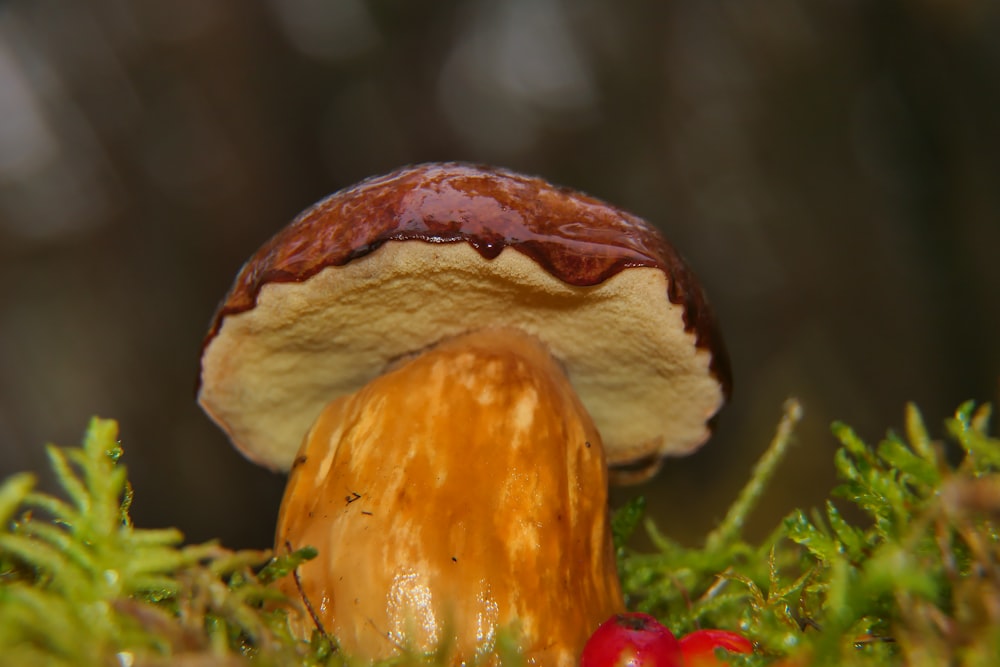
[[1, 0, 998, 549]]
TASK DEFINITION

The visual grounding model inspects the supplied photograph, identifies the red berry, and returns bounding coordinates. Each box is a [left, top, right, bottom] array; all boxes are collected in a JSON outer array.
[[580, 612, 682, 667], [679, 629, 753, 666]]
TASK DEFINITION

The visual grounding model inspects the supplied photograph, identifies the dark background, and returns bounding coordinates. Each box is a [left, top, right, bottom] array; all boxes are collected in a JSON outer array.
[[1, 0, 998, 549]]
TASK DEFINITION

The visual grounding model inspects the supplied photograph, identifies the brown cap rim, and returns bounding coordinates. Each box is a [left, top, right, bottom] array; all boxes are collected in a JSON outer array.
[[200, 162, 730, 397]]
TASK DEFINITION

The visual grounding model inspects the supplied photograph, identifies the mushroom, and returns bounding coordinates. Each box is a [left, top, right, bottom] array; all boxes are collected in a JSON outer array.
[[197, 163, 730, 666]]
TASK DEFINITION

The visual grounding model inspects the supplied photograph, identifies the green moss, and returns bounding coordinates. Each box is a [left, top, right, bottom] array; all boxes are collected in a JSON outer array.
[[2, 404, 998, 665], [0, 417, 326, 667], [616, 401, 1000, 666]]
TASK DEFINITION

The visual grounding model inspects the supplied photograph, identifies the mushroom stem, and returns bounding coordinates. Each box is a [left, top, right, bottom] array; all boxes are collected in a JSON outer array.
[[275, 328, 624, 666]]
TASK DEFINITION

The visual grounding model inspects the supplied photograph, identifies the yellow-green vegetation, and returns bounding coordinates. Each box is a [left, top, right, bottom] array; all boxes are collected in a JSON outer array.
[[0, 418, 329, 667], [617, 401, 1000, 666], [1, 403, 999, 666]]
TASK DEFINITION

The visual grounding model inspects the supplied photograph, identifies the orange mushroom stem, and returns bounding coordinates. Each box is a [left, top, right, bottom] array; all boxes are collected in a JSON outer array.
[[274, 328, 624, 666]]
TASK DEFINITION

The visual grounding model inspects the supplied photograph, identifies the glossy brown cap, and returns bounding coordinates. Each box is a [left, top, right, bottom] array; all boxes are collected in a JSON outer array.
[[198, 162, 730, 478]]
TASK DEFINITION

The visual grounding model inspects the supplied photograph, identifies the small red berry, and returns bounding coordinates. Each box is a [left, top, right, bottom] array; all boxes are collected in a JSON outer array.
[[580, 612, 682, 667], [678, 629, 753, 666]]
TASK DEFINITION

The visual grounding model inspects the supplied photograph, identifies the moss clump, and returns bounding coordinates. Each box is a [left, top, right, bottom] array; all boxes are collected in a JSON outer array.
[[1, 404, 999, 665], [0, 417, 328, 667], [617, 401, 1000, 666]]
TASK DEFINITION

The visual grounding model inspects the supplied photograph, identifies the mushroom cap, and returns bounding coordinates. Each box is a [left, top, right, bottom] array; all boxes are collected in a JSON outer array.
[[198, 162, 730, 476]]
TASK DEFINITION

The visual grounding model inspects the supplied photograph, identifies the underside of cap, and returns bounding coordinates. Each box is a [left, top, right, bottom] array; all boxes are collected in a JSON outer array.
[[198, 241, 723, 472], [199, 162, 730, 479]]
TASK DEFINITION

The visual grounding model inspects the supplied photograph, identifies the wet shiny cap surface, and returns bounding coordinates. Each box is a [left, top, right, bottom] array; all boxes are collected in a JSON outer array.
[[199, 162, 730, 477], [206, 163, 729, 378]]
